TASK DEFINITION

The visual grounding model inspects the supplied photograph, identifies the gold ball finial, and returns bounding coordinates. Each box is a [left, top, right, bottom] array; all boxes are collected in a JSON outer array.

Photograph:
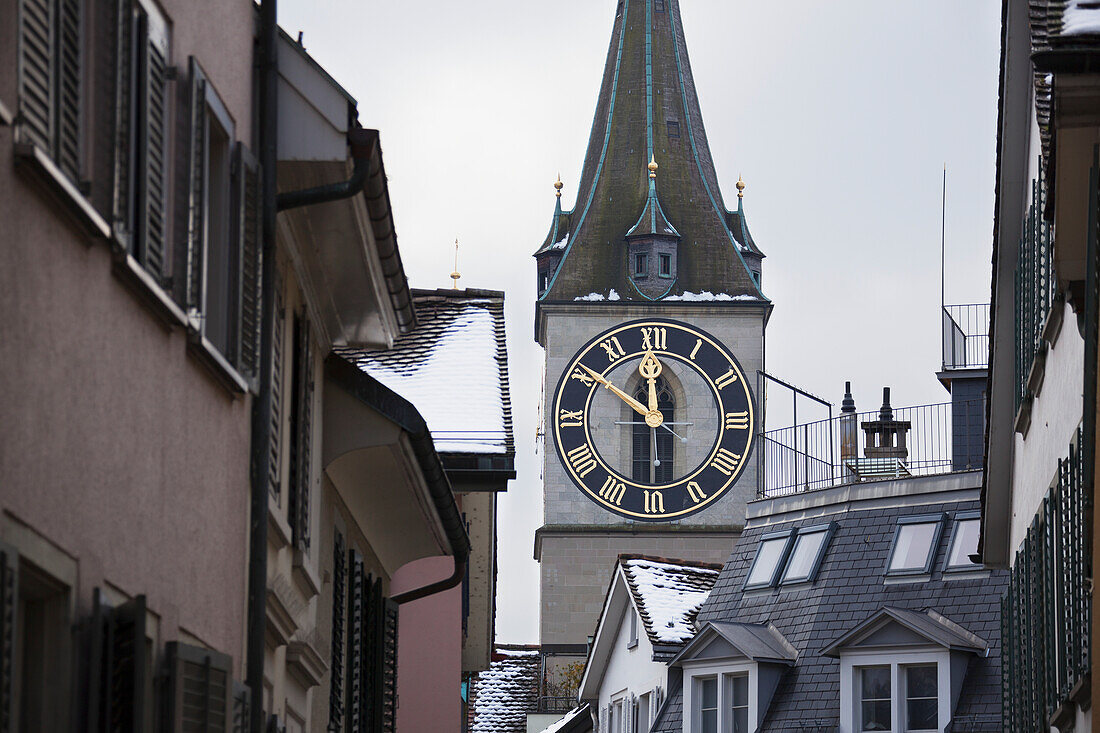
[[450, 238, 461, 289], [648, 155, 658, 179], [554, 174, 563, 198], [736, 174, 746, 198]]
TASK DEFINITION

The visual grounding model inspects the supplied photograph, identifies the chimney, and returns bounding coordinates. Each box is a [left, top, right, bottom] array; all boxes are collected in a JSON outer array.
[[840, 382, 858, 467], [862, 386, 911, 462]]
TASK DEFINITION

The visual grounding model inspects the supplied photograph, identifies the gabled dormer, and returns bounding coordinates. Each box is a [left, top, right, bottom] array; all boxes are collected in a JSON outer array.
[[534, 176, 572, 297], [626, 157, 681, 299]]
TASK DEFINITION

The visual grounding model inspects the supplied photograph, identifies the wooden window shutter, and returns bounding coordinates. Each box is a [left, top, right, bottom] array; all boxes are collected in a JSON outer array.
[[104, 593, 148, 733], [230, 144, 263, 381], [55, 0, 81, 181], [0, 543, 18, 733], [289, 312, 314, 550], [379, 596, 399, 732], [328, 532, 346, 731], [364, 577, 398, 733], [111, 0, 135, 246], [136, 9, 169, 279], [268, 283, 285, 501], [231, 680, 250, 733], [165, 641, 232, 733], [345, 550, 366, 732], [184, 58, 208, 316]]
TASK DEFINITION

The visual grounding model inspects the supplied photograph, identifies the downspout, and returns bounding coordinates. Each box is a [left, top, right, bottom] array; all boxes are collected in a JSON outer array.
[[276, 126, 375, 212], [248, 2, 278, 731]]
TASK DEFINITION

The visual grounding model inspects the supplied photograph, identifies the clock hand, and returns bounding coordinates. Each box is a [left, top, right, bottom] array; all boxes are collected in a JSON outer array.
[[638, 351, 663, 413], [660, 423, 690, 443], [579, 364, 650, 417]]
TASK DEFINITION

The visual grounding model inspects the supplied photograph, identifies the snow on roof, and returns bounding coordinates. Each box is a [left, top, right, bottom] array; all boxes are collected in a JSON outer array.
[[1063, 0, 1100, 35], [551, 233, 569, 250], [339, 290, 514, 455], [537, 705, 589, 733], [573, 288, 621, 302], [664, 291, 760, 302], [469, 645, 541, 733], [621, 556, 722, 645]]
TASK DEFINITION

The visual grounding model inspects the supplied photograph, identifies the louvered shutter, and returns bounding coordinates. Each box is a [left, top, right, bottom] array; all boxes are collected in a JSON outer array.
[[268, 283, 285, 500], [363, 575, 380, 732], [166, 642, 232, 733], [0, 543, 17, 733], [231, 144, 263, 381], [329, 532, 346, 731], [104, 594, 148, 733], [231, 680, 250, 733], [18, 0, 54, 153], [55, 0, 81, 182], [289, 313, 314, 550], [136, 10, 168, 279], [111, 0, 135, 246], [345, 550, 366, 731], [379, 596, 399, 732], [184, 58, 208, 316]]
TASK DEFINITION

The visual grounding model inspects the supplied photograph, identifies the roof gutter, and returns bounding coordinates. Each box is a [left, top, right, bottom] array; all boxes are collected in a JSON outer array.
[[325, 355, 471, 604], [277, 127, 417, 334]]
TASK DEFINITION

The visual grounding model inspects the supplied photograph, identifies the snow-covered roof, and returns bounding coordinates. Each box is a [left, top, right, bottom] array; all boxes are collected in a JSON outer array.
[[537, 705, 590, 733], [1063, 0, 1100, 35], [621, 555, 722, 645], [468, 645, 541, 733], [664, 291, 761, 302], [339, 289, 514, 455]]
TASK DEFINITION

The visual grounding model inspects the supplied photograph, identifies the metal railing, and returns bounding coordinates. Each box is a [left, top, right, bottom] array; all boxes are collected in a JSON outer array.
[[1001, 430, 1091, 732], [1015, 168, 1054, 410], [537, 696, 577, 714], [759, 399, 985, 498], [942, 303, 990, 370]]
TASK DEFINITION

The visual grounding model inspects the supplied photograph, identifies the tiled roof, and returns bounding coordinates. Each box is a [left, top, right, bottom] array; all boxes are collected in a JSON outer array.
[[652, 491, 1008, 732], [338, 289, 514, 455], [468, 645, 541, 733], [620, 555, 721, 648], [536, 704, 591, 733]]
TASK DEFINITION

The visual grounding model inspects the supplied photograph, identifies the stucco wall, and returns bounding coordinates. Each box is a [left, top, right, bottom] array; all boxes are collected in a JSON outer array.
[[597, 602, 666, 729]]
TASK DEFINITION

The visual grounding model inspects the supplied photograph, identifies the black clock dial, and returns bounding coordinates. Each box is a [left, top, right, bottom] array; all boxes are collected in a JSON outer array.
[[551, 318, 756, 521]]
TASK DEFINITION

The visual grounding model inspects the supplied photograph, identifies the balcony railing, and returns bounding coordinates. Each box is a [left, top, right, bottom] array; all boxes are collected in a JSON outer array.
[[537, 696, 577, 714], [759, 399, 984, 498], [942, 303, 989, 370], [1001, 430, 1091, 732], [1015, 170, 1054, 411]]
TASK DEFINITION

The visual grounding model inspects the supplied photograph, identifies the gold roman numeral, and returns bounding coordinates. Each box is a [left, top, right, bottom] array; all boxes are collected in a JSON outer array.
[[599, 337, 627, 362], [599, 476, 626, 506], [689, 339, 702, 360], [558, 409, 583, 428], [710, 448, 741, 476], [687, 481, 707, 503], [724, 411, 750, 431], [643, 490, 665, 514], [566, 444, 597, 478], [714, 368, 739, 390], [640, 327, 667, 351], [570, 368, 596, 387]]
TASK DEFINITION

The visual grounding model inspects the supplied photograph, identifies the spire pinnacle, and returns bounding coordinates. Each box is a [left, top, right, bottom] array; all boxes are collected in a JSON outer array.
[[648, 155, 658, 180], [736, 174, 746, 199], [554, 174, 563, 198], [450, 238, 461, 289]]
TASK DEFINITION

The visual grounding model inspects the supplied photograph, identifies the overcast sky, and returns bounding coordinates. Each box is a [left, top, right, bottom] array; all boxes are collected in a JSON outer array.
[[278, 0, 1003, 643]]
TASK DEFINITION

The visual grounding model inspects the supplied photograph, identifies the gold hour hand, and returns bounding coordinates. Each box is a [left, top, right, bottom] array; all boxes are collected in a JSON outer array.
[[639, 351, 663, 413], [579, 364, 650, 417]]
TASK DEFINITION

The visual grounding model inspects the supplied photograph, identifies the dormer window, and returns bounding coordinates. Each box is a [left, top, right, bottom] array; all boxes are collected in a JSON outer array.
[[634, 253, 649, 277], [659, 253, 672, 277], [886, 514, 945, 578], [780, 522, 835, 585], [539, 270, 549, 293], [944, 512, 981, 571], [743, 529, 795, 590]]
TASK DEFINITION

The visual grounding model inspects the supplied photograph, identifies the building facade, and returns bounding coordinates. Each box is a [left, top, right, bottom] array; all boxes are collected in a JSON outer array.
[[534, 0, 769, 672], [981, 1, 1098, 730]]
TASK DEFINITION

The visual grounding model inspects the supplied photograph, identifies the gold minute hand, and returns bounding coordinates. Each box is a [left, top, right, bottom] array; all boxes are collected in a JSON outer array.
[[579, 364, 650, 417]]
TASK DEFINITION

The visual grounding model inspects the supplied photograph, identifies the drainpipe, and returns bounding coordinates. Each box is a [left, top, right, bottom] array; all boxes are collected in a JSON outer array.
[[248, 1, 278, 731], [276, 127, 375, 212]]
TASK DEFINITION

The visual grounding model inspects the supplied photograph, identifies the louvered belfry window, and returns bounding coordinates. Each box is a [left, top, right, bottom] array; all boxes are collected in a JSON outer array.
[[111, 0, 170, 280], [343, 550, 399, 733], [18, 0, 83, 183], [288, 311, 314, 551]]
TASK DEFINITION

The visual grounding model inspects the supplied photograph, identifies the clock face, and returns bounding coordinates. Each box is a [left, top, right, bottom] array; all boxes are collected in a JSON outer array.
[[551, 318, 756, 521]]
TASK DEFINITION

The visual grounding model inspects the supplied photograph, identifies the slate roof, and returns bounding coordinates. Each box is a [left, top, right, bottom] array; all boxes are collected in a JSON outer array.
[[338, 289, 514, 455], [652, 486, 1008, 732], [535, 0, 765, 303], [620, 555, 721, 649], [468, 645, 541, 733]]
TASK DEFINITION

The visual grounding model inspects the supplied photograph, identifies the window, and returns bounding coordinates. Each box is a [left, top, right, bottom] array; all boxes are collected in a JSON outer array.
[[858, 666, 891, 731], [728, 674, 749, 733], [115, 0, 171, 280], [635, 252, 649, 277], [885, 515, 945, 577], [342, 549, 399, 732], [944, 513, 981, 571], [184, 58, 263, 385], [628, 606, 638, 648], [632, 376, 673, 483], [743, 529, 795, 590], [667, 120, 680, 139], [904, 665, 938, 731], [699, 677, 718, 733], [655, 0, 666, 11], [780, 523, 834, 584], [659, 253, 672, 277], [637, 693, 650, 731], [288, 310, 315, 551], [539, 270, 550, 293], [17, 0, 83, 184], [13, 557, 73, 731]]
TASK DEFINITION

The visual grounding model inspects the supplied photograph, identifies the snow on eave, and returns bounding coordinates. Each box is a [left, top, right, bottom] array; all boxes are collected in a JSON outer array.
[[537, 705, 590, 733], [664, 291, 761, 302], [621, 557, 721, 645]]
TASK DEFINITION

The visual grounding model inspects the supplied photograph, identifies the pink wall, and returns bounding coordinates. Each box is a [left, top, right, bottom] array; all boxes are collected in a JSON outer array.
[[392, 555, 463, 732]]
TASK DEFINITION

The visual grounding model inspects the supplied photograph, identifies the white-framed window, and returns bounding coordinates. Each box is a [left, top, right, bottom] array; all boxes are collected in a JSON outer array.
[[628, 605, 638, 649], [944, 512, 981, 571], [683, 661, 758, 733], [839, 651, 950, 733], [885, 514, 946, 577], [743, 528, 795, 590]]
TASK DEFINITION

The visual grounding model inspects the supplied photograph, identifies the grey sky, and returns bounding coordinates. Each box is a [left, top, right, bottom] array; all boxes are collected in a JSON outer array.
[[277, 0, 1003, 642]]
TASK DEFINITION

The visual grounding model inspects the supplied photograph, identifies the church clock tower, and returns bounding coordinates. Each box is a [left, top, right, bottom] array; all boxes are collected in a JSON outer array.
[[533, 0, 770, 658]]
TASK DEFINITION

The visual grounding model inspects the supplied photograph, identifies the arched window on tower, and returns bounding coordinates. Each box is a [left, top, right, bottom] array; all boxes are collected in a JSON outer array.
[[632, 377, 674, 484]]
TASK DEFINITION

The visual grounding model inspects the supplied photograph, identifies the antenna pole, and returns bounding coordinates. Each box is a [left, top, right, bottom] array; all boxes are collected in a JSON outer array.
[[941, 164, 946, 310]]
